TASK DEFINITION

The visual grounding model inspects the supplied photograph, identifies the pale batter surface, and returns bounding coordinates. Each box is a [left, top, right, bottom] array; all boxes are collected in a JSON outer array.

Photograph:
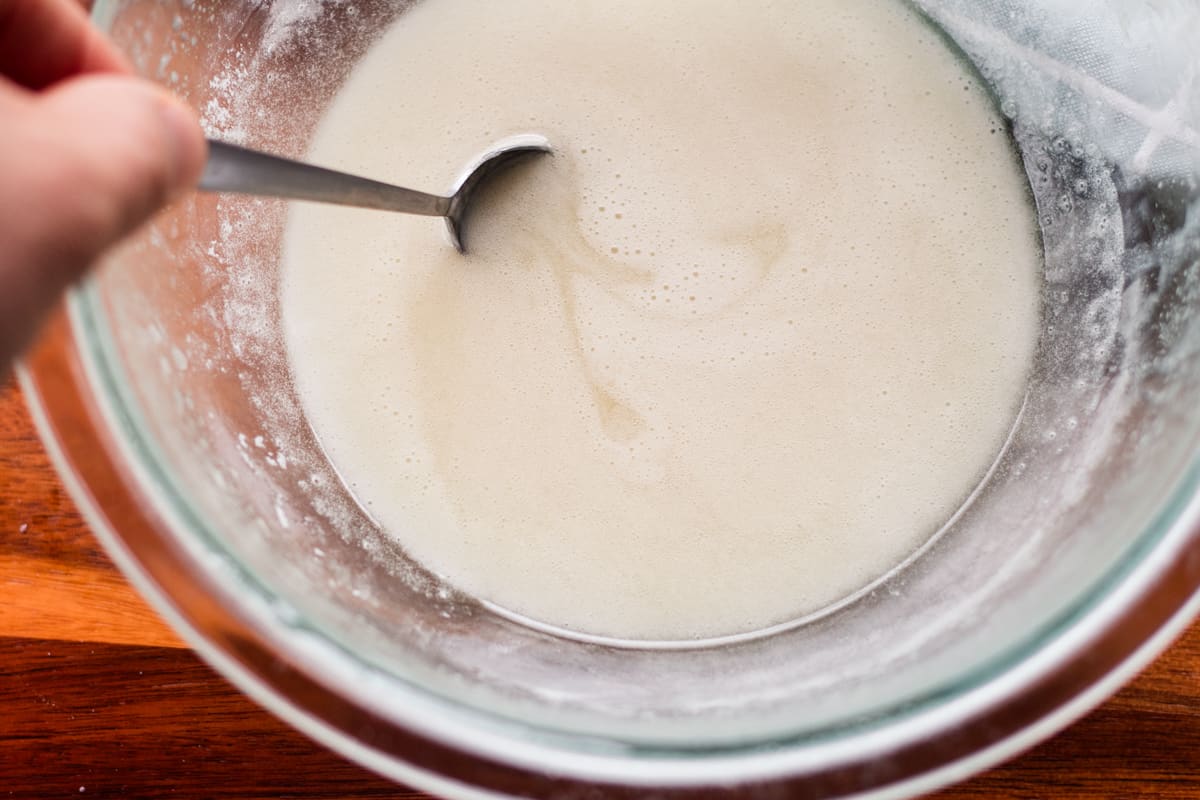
[[281, 0, 1041, 640]]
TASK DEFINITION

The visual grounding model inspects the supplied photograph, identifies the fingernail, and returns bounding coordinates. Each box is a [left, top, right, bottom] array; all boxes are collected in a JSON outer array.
[[156, 92, 207, 192]]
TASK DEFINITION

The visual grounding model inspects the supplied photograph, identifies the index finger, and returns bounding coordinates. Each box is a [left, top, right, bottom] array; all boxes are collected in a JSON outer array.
[[0, 0, 129, 90]]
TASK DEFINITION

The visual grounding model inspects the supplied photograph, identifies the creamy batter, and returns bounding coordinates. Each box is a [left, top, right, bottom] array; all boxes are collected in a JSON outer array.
[[281, 0, 1041, 640]]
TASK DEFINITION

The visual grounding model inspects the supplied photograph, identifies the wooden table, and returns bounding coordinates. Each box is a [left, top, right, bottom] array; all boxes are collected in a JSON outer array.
[[3, 376, 1200, 799]]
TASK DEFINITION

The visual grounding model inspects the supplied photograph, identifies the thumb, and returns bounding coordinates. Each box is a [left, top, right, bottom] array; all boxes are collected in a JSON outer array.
[[0, 75, 206, 363]]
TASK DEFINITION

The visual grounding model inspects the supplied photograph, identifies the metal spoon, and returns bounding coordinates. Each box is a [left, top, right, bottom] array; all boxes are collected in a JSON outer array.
[[198, 134, 552, 253]]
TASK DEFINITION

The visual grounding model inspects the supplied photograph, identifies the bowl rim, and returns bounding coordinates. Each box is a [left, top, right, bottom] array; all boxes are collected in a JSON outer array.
[[17, 291, 1200, 798]]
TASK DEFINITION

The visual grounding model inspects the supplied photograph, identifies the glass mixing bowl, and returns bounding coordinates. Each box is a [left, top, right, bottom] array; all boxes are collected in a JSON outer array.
[[19, 0, 1200, 796]]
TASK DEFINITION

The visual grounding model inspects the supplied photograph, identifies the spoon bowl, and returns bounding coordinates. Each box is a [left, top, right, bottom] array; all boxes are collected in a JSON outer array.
[[199, 134, 552, 253]]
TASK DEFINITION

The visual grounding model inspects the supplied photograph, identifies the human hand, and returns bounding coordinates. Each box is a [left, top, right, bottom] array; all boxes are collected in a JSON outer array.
[[0, 0, 207, 367]]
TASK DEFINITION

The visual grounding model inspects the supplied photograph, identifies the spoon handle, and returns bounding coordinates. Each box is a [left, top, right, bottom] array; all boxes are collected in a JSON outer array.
[[198, 139, 450, 217]]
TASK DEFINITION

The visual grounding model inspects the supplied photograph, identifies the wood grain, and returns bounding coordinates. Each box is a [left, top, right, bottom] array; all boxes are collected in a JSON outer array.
[[0, 376, 183, 649], [3, 375, 1200, 799]]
